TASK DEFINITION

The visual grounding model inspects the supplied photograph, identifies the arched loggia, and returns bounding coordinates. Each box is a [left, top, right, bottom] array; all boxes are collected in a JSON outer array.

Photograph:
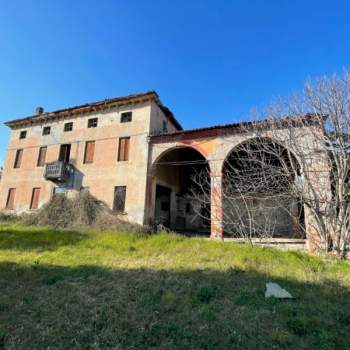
[[151, 146, 211, 234], [222, 137, 305, 238]]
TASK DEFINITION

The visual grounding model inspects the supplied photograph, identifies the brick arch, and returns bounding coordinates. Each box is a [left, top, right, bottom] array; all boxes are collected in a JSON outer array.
[[220, 136, 305, 239], [152, 144, 210, 170], [221, 136, 302, 174], [146, 145, 211, 230]]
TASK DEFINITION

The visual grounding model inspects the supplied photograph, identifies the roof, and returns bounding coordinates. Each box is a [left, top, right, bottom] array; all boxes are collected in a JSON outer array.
[[150, 113, 323, 142], [5, 91, 183, 130]]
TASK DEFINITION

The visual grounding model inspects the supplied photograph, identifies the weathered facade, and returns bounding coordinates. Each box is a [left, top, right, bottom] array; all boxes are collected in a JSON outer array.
[[0, 92, 180, 224], [0, 91, 326, 249]]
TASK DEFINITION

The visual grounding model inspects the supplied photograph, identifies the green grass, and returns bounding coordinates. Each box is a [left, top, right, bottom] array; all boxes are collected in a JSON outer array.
[[0, 224, 349, 349]]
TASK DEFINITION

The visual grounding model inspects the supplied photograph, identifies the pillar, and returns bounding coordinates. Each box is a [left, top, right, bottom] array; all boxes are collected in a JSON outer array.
[[209, 160, 223, 240]]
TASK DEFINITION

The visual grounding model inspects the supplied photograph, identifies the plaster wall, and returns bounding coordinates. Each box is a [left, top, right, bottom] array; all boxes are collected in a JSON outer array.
[[0, 102, 168, 224]]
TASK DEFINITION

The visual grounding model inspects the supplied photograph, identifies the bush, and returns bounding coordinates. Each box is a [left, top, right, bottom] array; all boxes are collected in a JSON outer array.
[[21, 192, 151, 234], [31, 194, 75, 229], [0, 212, 21, 224]]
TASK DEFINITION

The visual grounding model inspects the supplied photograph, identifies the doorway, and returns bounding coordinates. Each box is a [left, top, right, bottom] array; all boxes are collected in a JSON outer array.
[[59, 144, 71, 163], [155, 185, 171, 227]]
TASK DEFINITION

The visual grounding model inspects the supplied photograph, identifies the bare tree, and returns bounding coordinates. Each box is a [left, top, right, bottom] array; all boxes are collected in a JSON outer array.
[[189, 140, 302, 244], [261, 72, 350, 257], [190, 71, 350, 257]]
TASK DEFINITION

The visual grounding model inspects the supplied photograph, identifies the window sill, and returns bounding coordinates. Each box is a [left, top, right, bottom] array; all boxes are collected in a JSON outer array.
[[113, 211, 127, 215]]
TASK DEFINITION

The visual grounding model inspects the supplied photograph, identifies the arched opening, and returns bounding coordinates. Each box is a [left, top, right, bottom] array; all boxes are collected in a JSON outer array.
[[152, 146, 211, 234], [222, 138, 305, 239]]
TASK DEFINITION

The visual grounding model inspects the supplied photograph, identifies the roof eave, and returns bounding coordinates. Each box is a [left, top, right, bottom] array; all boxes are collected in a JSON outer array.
[[5, 91, 180, 129]]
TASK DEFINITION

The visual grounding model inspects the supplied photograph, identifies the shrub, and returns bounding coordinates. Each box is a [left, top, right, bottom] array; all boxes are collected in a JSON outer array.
[[34, 194, 75, 229], [20, 192, 151, 234], [0, 212, 21, 224]]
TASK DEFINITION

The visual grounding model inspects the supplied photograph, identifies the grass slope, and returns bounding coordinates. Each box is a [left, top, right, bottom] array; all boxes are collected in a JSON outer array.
[[0, 224, 349, 349]]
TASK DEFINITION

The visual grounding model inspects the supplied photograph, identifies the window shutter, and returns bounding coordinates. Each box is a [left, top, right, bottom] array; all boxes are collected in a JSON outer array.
[[118, 138, 125, 161], [6, 188, 16, 209], [14, 149, 23, 168], [118, 137, 130, 161], [37, 147, 47, 167], [30, 188, 40, 209], [84, 141, 95, 163], [124, 138, 129, 161]]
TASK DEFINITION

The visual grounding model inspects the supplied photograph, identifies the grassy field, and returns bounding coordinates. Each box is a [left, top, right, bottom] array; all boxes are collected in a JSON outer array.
[[0, 224, 349, 349]]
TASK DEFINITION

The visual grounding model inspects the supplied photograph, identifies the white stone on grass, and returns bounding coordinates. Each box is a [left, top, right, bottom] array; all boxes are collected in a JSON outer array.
[[265, 282, 293, 299]]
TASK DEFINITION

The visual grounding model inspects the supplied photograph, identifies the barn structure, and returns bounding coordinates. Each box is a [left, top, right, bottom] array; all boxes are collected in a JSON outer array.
[[0, 91, 327, 250]]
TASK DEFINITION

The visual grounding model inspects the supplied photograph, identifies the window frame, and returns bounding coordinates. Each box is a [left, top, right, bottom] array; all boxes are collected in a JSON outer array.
[[19, 130, 27, 139], [120, 112, 132, 123], [87, 118, 98, 128], [59, 144, 71, 163], [13, 149, 23, 168], [6, 188, 16, 210], [37, 146, 47, 167], [118, 137, 130, 162], [42, 126, 51, 135], [30, 187, 41, 210], [162, 120, 168, 133], [64, 122, 73, 132], [83, 140, 95, 164], [113, 186, 126, 212]]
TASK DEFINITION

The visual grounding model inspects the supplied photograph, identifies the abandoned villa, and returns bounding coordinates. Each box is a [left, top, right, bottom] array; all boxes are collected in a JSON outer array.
[[0, 91, 329, 250]]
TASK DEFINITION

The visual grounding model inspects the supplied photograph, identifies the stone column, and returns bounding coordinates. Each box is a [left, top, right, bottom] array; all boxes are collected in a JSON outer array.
[[209, 160, 223, 240], [303, 151, 332, 253]]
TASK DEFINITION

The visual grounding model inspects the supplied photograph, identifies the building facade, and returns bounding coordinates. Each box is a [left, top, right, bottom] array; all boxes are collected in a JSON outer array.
[[0, 92, 181, 224], [0, 91, 326, 248]]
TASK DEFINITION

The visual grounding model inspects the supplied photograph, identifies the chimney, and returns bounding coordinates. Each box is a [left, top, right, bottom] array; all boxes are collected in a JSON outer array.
[[36, 106, 44, 115]]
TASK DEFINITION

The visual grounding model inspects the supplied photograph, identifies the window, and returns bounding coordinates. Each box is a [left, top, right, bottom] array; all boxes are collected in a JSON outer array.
[[162, 120, 168, 133], [120, 112, 132, 123], [64, 122, 73, 132], [37, 146, 47, 167], [84, 141, 95, 163], [88, 118, 98, 128], [30, 188, 41, 210], [43, 126, 51, 135], [19, 130, 27, 139], [14, 149, 23, 168], [118, 137, 130, 161], [59, 144, 71, 163], [113, 186, 126, 212], [6, 188, 16, 210]]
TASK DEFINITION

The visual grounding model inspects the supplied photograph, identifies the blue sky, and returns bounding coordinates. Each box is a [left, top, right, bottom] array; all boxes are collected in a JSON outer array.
[[1, 0, 350, 166]]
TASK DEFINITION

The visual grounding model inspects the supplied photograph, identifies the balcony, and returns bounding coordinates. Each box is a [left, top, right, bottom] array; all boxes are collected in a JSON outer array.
[[44, 161, 73, 182]]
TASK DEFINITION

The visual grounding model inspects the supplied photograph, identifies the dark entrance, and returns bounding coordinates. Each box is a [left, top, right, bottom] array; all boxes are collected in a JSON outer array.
[[152, 147, 210, 234], [155, 185, 171, 227], [59, 144, 71, 163]]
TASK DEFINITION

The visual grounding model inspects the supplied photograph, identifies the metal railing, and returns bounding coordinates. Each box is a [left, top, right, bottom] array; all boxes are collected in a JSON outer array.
[[44, 161, 71, 182]]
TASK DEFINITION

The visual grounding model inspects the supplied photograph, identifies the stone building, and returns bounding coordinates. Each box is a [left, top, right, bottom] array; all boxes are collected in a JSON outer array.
[[0, 91, 325, 248]]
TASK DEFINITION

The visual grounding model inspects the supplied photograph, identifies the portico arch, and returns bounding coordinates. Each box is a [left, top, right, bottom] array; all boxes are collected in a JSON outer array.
[[149, 146, 211, 234], [221, 137, 305, 238]]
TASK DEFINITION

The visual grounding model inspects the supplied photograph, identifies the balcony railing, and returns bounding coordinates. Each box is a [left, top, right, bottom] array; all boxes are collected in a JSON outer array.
[[44, 161, 72, 182]]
